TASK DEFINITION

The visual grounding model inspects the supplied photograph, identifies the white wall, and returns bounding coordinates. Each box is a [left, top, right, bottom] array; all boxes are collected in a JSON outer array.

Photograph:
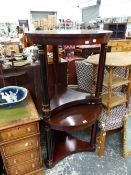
[[0, 0, 131, 24], [0, 0, 82, 23], [100, 0, 131, 18]]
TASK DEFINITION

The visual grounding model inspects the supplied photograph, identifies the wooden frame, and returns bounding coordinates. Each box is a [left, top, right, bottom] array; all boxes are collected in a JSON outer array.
[[123, 113, 131, 158]]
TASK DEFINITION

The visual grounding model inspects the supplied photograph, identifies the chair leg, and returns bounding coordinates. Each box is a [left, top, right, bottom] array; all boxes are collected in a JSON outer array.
[[97, 130, 106, 157]]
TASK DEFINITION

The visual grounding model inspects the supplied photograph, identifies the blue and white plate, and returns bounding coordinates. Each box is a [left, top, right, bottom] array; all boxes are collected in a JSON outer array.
[[0, 86, 27, 107]]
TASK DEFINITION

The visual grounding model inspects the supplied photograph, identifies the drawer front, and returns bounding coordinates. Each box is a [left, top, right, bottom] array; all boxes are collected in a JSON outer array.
[[111, 46, 122, 52], [0, 122, 39, 142], [1, 135, 39, 157], [7, 158, 42, 175], [108, 41, 118, 46], [5, 149, 40, 167]]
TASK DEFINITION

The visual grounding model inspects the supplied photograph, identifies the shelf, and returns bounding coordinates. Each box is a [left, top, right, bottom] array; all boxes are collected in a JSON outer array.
[[25, 30, 112, 168], [102, 92, 127, 108], [47, 87, 100, 116], [50, 132, 95, 167], [103, 74, 130, 88], [104, 23, 126, 39], [45, 103, 102, 131]]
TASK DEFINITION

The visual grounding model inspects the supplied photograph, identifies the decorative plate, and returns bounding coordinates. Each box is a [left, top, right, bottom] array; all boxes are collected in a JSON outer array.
[[0, 86, 27, 107]]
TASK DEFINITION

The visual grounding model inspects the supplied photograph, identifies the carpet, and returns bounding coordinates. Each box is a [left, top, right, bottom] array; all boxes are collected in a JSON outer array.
[[40, 130, 131, 175]]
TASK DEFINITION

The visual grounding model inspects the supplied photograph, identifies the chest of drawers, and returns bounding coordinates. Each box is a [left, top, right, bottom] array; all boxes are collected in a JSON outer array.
[[0, 93, 44, 175], [108, 39, 131, 52]]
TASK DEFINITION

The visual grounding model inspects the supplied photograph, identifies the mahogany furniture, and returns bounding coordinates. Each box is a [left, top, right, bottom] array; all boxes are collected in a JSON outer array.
[[0, 93, 44, 175], [25, 30, 112, 168], [0, 62, 67, 117]]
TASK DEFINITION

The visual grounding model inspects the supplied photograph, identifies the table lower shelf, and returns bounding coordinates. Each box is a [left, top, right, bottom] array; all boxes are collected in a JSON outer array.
[[102, 92, 127, 109], [46, 132, 95, 168]]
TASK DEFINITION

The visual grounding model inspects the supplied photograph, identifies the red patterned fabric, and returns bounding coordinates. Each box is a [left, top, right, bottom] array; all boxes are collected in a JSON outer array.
[[64, 55, 81, 61], [64, 45, 76, 51]]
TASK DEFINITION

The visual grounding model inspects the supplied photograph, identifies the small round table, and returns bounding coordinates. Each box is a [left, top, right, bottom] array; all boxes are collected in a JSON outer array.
[[86, 52, 131, 113]]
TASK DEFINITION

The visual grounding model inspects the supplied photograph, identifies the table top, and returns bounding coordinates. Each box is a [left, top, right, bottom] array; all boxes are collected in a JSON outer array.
[[25, 30, 112, 45], [0, 92, 39, 130], [86, 52, 131, 67]]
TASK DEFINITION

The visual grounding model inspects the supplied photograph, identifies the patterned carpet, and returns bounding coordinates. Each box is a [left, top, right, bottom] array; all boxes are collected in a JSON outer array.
[[40, 128, 131, 175]]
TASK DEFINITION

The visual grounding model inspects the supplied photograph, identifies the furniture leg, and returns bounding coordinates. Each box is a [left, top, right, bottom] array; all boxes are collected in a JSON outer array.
[[92, 65, 97, 84], [45, 126, 54, 168], [126, 66, 131, 107], [107, 67, 113, 114], [90, 121, 98, 149], [97, 130, 106, 157]]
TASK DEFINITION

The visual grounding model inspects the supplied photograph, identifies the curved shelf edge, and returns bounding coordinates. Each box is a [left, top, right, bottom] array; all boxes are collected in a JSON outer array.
[[45, 132, 95, 168]]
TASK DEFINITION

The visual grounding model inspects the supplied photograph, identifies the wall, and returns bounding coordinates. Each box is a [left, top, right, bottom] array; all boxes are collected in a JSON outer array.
[[100, 0, 131, 18], [0, 0, 82, 24], [82, 5, 100, 24], [0, 0, 131, 25]]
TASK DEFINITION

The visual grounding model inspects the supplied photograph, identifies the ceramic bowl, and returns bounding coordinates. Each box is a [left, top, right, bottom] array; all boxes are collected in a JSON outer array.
[[0, 86, 27, 107]]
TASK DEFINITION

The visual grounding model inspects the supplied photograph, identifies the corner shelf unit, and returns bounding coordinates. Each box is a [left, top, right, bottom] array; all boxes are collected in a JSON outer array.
[[25, 30, 112, 168]]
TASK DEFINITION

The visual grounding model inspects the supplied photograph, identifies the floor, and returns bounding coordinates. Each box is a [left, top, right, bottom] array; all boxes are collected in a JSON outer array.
[[41, 130, 131, 175]]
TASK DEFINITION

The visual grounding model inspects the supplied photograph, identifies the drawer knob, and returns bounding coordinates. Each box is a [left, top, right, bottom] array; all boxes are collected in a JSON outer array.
[[32, 163, 35, 168], [31, 153, 34, 158], [14, 159, 17, 163], [27, 128, 31, 132], [8, 132, 12, 137], [25, 142, 29, 147]]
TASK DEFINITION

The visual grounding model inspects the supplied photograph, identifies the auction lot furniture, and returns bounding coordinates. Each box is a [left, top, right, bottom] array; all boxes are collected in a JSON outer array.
[[86, 52, 131, 114], [75, 60, 130, 157], [108, 39, 131, 52], [0, 93, 44, 175], [0, 63, 67, 117], [26, 30, 112, 168]]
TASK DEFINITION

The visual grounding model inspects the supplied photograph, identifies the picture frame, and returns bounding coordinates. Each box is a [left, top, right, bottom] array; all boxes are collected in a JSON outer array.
[[123, 113, 131, 158], [18, 20, 29, 32]]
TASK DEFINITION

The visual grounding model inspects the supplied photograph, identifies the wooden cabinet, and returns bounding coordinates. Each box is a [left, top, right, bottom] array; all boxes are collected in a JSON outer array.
[[104, 23, 127, 39], [0, 93, 44, 175], [108, 39, 131, 52], [0, 62, 67, 117]]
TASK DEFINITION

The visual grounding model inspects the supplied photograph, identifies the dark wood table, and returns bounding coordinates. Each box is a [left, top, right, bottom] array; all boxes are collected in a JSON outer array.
[[25, 30, 112, 168]]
